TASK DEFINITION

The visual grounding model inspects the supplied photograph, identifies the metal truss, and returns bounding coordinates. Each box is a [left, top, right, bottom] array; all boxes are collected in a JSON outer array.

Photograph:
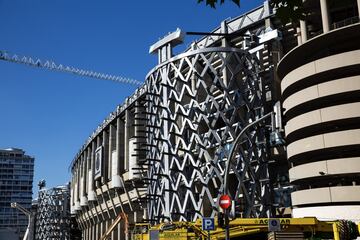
[[35, 185, 71, 240], [144, 47, 271, 223], [0, 50, 142, 86], [191, 1, 271, 50]]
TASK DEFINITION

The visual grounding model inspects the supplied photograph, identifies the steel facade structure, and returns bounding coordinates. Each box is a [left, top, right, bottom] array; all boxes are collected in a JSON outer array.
[[35, 184, 71, 240], [145, 47, 272, 222]]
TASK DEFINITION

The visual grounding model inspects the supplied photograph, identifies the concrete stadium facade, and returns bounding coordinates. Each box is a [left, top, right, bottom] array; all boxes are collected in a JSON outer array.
[[70, 0, 360, 239], [277, 0, 360, 221]]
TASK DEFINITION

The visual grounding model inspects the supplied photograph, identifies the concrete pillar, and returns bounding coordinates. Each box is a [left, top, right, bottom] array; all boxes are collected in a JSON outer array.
[[88, 142, 96, 201], [112, 221, 116, 240], [109, 124, 115, 182], [74, 164, 81, 211], [70, 176, 74, 213], [77, 163, 81, 205], [89, 224, 92, 240], [96, 222, 99, 240], [357, 0, 360, 20], [112, 118, 123, 188], [98, 222, 101, 240], [79, 157, 83, 204], [117, 222, 121, 240], [94, 223, 97, 240], [296, 27, 302, 45], [102, 221, 106, 237], [105, 220, 109, 238], [265, 18, 272, 29], [167, 43, 172, 61], [85, 226, 89, 240], [110, 123, 121, 188], [91, 224, 95, 240], [80, 154, 88, 206], [117, 118, 125, 173], [320, 0, 330, 33], [300, 20, 307, 43], [89, 224, 91, 240], [102, 130, 109, 182]]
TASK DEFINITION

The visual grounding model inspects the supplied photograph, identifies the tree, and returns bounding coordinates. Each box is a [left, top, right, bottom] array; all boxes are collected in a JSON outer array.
[[197, 0, 306, 23], [197, 0, 240, 8]]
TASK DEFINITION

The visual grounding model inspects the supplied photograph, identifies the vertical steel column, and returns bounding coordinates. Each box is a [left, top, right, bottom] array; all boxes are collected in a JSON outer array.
[[109, 124, 114, 182], [134, 102, 140, 169], [161, 66, 171, 220], [221, 20, 229, 86], [124, 110, 130, 171], [102, 130, 109, 183]]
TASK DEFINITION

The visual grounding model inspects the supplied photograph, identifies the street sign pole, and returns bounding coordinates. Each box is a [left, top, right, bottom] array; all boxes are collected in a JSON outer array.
[[202, 217, 215, 240], [225, 209, 230, 240], [219, 195, 231, 240]]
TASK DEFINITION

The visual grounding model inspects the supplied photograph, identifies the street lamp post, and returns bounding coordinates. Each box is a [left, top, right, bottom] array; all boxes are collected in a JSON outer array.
[[222, 111, 275, 240]]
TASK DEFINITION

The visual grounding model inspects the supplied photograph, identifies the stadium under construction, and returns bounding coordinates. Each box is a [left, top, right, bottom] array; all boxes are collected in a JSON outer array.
[[69, 0, 360, 239]]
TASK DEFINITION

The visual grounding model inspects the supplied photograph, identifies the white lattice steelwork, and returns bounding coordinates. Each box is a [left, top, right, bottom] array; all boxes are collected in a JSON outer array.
[[35, 185, 71, 240], [144, 47, 272, 223]]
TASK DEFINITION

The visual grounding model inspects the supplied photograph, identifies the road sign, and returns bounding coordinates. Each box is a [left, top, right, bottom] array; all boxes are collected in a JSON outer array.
[[219, 195, 231, 209], [268, 219, 281, 232], [202, 217, 215, 231]]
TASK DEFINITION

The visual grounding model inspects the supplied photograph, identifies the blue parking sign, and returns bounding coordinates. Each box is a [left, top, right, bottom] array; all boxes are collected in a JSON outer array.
[[202, 217, 215, 231]]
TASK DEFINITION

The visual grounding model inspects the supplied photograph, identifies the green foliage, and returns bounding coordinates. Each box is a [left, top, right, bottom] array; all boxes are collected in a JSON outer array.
[[197, 0, 306, 24], [197, 0, 240, 8], [271, 0, 306, 23]]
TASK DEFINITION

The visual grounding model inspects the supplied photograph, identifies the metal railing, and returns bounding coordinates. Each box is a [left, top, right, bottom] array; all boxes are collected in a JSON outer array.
[[308, 16, 360, 40], [330, 16, 360, 30]]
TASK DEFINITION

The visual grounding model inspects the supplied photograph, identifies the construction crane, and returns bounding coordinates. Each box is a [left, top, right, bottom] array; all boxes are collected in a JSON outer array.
[[0, 50, 143, 86], [11, 202, 35, 240]]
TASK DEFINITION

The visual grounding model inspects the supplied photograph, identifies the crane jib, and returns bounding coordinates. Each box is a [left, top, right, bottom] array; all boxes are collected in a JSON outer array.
[[0, 50, 143, 86]]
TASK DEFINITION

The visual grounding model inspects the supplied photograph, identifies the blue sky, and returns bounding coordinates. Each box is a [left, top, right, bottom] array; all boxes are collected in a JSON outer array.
[[0, 0, 263, 196]]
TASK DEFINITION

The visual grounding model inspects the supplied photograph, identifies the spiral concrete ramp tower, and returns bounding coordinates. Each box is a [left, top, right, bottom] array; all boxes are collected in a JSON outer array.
[[277, 0, 360, 221]]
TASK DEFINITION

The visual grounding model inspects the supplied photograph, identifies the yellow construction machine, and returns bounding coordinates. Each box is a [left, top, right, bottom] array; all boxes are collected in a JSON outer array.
[[130, 217, 360, 240]]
